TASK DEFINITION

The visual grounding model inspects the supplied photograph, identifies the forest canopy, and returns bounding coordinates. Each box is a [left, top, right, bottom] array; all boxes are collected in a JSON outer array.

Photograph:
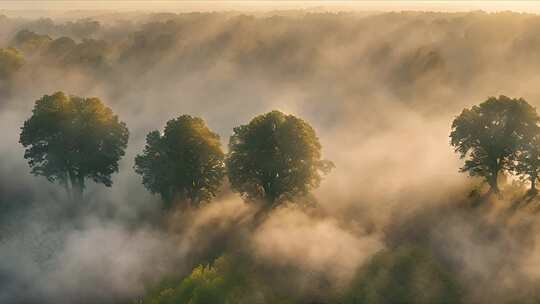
[[4, 9, 540, 304], [0, 47, 23, 80]]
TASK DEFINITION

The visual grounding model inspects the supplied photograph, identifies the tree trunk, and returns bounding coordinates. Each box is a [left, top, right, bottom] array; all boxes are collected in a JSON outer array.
[[189, 192, 198, 209], [63, 173, 72, 201], [67, 170, 76, 201], [73, 180, 84, 202], [530, 175, 537, 195], [64, 169, 83, 216], [489, 170, 500, 194], [68, 172, 84, 203], [161, 187, 175, 209], [262, 179, 278, 207]]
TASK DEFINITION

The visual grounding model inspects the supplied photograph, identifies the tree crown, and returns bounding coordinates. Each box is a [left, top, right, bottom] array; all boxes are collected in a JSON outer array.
[[450, 95, 540, 190], [0, 47, 24, 80], [227, 110, 333, 206], [19, 92, 129, 189], [134, 115, 225, 207]]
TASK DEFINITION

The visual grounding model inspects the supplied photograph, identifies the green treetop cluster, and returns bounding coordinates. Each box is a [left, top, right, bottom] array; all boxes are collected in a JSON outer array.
[[20, 92, 333, 210]]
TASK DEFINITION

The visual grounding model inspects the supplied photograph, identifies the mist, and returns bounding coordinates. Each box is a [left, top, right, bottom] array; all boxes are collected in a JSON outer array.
[[3, 7, 540, 304]]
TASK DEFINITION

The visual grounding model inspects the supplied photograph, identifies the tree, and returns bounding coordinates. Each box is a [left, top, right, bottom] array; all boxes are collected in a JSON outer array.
[[514, 133, 540, 194], [64, 38, 110, 69], [11, 29, 52, 54], [0, 47, 24, 97], [226, 111, 333, 207], [0, 47, 24, 80], [19, 92, 129, 200], [134, 115, 225, 208], [45, 36, 77, 59], [135, 254, 295, 304], [450, 95, 540, 193]]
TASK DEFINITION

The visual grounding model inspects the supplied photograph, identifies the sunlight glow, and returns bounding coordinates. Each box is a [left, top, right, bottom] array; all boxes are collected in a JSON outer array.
[[2, 1, 540, 13]]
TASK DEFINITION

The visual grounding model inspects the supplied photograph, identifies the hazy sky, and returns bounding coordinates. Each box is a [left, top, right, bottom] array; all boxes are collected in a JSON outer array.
[[2, 1, 540, 13]]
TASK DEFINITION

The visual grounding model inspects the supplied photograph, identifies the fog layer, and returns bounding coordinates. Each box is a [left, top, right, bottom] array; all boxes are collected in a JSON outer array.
[[2, 10, 540, 303]]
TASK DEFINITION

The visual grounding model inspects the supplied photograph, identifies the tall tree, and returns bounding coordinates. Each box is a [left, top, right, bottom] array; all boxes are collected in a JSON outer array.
[[450, 95, 539, 193], [19, 92, 129, 200], [134, 115, 225, 208], [227, 111, 333, 207]]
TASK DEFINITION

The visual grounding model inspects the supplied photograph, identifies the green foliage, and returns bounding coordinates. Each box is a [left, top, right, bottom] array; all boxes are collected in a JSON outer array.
[[42, 36, 110, 71], [135, 255, 247, 304], [139, 248, 460, 304], [45, 36, 77, 59], [136, 263, 231, 304], [63, 38, 110, 68], [514, 133, 540, 193], [135, 255, 298, 304], [11, 29, 52, 54], [227, 111, 333, 206], [19, 92, 129, 198], [134, 115, 225, 208], [343, 246, 462, 304], [0, 47, 24, 80], [450, 95, 540, 192]]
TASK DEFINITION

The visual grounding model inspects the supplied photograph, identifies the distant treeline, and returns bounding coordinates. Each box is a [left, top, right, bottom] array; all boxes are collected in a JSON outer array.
[[5, 11, 540, 108]]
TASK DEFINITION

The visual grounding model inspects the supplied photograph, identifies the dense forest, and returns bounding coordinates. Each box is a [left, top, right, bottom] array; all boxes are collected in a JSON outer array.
[[4, 9, 540, 304]]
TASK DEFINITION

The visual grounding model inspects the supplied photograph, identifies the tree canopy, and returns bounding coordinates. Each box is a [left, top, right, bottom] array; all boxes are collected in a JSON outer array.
[[19, 92, 129, 199], [45, 36, 77, 59], [0, 47, 24, 80], [514, 133, 540, 194], [134, 115, 225, 208], [11, 29, 52, 54], [226, 110, 333, 207], [450, 95, 540, 193], [135, 254, 297, 304], [138, 255, 252, 304]]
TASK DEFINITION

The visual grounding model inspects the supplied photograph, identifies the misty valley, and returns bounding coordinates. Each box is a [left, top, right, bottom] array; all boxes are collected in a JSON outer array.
[[4, 5, 540, 304]]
